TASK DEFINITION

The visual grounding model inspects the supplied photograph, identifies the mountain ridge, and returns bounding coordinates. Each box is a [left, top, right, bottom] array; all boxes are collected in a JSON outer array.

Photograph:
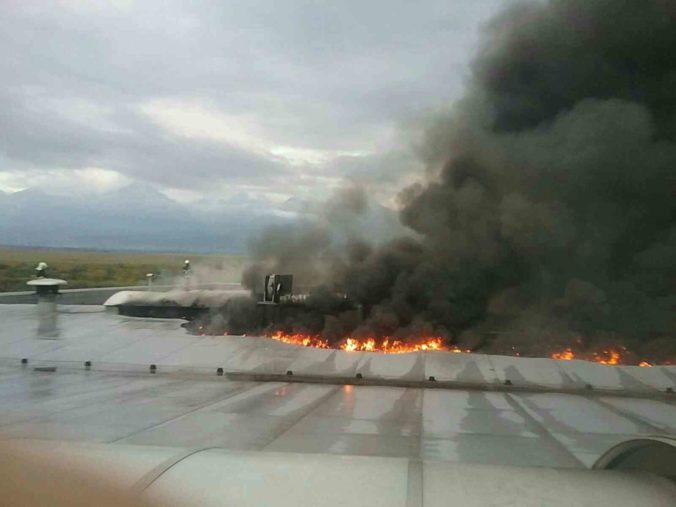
[[0, 184, 400, 253]]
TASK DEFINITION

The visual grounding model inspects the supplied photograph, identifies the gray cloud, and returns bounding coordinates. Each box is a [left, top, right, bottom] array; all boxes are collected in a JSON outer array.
[[0, 0, 512, 197], [0, 89, 286, 190]]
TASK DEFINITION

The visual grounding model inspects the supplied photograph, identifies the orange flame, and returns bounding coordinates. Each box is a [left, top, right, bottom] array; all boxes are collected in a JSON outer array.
[[551, 347, 625, 364], [266, 332, 469, 354], [254, 331, 670, 364], [341, 336, 454, 353], [549, 346, 659, 366], [268, 331, 330, 349], [594, 349, 621, 365], [551, 348, 575, 361]]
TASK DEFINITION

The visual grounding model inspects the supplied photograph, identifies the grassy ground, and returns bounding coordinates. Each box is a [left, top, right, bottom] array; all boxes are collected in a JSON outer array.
[[0, 247, 248, 292]]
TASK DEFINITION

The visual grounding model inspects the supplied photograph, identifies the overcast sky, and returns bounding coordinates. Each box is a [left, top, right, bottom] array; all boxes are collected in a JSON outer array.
[[0, 0, 512, 205]]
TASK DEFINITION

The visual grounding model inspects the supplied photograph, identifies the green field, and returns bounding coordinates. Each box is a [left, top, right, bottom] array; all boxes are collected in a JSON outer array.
[[0, 247, 248, 292]]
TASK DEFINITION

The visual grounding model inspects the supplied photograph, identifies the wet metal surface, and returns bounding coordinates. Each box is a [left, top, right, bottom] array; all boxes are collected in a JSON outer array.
[[0, 366, 674, 468], [0, 303, 675, 469]]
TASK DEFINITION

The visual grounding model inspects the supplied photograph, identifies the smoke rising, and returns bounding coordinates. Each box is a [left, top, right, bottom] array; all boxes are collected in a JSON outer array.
[[238, 0, 676, 359], [241, 184, 404, 292]]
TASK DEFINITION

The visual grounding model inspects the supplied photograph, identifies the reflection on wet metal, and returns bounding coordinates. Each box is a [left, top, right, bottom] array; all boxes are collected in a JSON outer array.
[[36, 297, 59, 339], [0, 367, 673, 469]]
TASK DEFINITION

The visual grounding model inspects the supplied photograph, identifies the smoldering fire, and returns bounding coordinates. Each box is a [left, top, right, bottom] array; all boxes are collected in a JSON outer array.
[[198, 0, 676, 363]]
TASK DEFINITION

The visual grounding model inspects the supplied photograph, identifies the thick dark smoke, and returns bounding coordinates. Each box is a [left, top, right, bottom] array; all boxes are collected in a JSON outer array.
[[237, 0, 676, 360], [241, 185, 370, 292]]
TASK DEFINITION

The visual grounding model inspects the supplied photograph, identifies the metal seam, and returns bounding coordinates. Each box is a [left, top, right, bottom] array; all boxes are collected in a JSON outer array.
[[504, 392, 586, 468], [592, 397, 668, 433], [130, 446, 217, 495], [406, 459, 423, 507]]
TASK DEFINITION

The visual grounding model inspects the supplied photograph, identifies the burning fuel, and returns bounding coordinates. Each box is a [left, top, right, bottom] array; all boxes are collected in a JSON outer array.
[[187, 295, 674, 363], [262, 332, 662, 363], [190, 315, 673, 363], [266, 333, 467, 354], [268, 331, 330, 349], [549, 346, 674, 366], [550, 348, 622, 365]]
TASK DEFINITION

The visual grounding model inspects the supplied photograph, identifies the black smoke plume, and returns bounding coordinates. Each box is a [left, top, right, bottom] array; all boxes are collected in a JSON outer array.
[[235, 0, 675, 361]]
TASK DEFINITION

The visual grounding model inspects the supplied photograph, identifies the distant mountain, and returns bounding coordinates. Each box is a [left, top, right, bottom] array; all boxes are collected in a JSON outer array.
[[0, 184, 401, 253], [0, 184, 285, 253], [99, 182, 179, 211], [192, 192, 278, 216]]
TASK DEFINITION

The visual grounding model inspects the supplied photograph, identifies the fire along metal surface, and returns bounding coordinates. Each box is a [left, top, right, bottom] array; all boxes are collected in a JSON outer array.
[[0, 300, 674, 505]]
